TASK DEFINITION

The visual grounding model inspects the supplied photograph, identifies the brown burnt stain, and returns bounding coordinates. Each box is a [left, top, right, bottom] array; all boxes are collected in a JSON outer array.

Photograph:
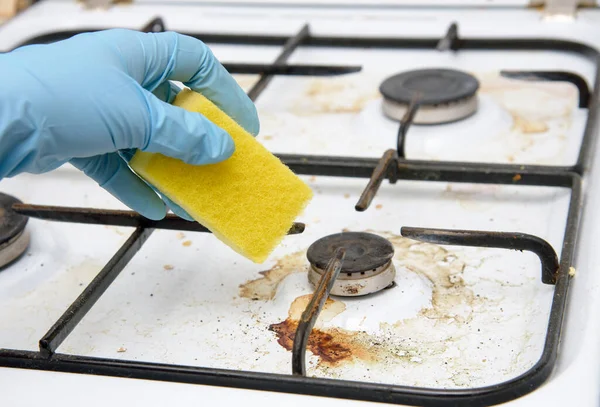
[[343, 285, 360, 295], [343, 194, 350, 199], [510, 112, 549, 134], [79, 0, 133, 9], [528, 1, 595, 13], [239, 250, 307, 300], [372, 230, 475, 323], [293, 78, 382, 115], [478, 73, 575, 151], [527, 2, 544, 12], [270, 295, 376, 366], [270, 320, 357, 365]]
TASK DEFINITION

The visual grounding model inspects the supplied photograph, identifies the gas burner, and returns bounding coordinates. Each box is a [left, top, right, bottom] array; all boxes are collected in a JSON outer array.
[[379, 68, 480, 124], [0, 193, 29, 268], [306, 232, 396, 297]]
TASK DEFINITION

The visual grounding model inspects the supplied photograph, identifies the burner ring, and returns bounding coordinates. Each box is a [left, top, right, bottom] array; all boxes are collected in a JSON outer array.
[[0, 193, 27, 246], [379, 68, 480, 124], [307, 232, 396, 297], [308, 260, 396, 297], [0, 193, 29, 268], [307, 232, 395, 274]]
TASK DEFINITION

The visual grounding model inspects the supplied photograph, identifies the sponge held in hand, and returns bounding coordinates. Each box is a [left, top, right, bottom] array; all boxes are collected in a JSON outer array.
[[129, 89, 313, 263]]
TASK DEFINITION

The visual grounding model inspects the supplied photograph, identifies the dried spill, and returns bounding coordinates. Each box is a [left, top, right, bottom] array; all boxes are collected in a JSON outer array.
[[479, 73, 576, 160], [268, 295, 368, 366], [291, 77, 382, 115], [240, 230, 543, 388], [239, 250, 307, 301]]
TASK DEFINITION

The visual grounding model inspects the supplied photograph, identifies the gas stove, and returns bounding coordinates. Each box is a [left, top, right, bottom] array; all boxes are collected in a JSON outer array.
[[1, 1, 600, 407]]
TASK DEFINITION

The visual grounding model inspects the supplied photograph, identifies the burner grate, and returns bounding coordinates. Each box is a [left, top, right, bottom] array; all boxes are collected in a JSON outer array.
[[0, 18, 595, 407]]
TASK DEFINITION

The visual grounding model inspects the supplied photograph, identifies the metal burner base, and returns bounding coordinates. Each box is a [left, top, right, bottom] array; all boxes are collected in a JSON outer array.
[[382, 95, 478, 124], [0, 230, 30, 269], [308, 259, 396, 297]]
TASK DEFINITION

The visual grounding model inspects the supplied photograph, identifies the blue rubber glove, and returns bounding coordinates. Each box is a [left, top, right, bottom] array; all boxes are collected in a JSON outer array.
[[0, 29, 259, 220]]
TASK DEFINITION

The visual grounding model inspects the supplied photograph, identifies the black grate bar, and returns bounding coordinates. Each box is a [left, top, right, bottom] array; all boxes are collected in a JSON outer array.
[[401, 227, 559, 284], [436, 22, 460, 51], [223, 62, 361, 76], [247, 24, 310, 101], [38, 227, 153, 357], [576, 64, 600, 174], [11, 204, 305, 235], [292, 247, 345, 376], [12, 32, 600, 54], [538, 173, 582, 357], [278, 154, 574, 187], [500, 70, 591, 108]]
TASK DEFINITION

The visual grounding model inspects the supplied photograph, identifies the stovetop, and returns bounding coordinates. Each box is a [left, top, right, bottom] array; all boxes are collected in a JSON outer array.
[[1, 2, 600, 407]]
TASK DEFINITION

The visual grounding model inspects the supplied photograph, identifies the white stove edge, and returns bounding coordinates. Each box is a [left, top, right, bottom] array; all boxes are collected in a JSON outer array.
[[1, 2, 600, 407]]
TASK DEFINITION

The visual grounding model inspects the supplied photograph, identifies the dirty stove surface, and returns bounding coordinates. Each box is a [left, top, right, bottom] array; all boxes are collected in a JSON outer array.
[[1, 2, 600, 407]]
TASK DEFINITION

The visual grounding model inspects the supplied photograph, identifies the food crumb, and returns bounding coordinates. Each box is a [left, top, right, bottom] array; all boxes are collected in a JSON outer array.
[[375, 204, 383, 210], [569, 266, 576, 277], [117, 347, 127, 353], [163, 264, 174, 270], [182, 240, 192, 247], [177, 232, 185, 240], [513, 174, 522, 182]]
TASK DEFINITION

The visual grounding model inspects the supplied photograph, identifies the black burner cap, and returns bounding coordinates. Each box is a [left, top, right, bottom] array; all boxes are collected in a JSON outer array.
[[0, 193, 28, 246], [379, 68, 479, 105], [307, 232, 394, 274]]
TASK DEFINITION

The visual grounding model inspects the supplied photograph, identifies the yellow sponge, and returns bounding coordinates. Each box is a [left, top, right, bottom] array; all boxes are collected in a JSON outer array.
[[129, 89, 313, 263]]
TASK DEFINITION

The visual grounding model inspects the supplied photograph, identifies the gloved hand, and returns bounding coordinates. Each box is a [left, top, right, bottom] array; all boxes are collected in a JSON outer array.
[[0, 29, 259, 220]]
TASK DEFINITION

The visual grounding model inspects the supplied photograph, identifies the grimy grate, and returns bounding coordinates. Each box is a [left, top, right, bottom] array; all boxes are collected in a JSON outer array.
[[1, 17, 597, 407]]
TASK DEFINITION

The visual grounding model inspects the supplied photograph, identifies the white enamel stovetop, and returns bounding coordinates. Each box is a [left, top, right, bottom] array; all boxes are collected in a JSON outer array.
[[1, 1, 600, 406]]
